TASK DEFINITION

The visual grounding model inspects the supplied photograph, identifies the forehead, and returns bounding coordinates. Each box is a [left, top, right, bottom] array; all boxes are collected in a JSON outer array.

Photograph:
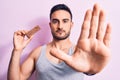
[[51, 10, 71, 19]]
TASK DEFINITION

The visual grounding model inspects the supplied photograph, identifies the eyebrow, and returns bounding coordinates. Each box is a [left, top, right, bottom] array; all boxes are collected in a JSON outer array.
[[51, 18, 70, 21], [63, 18, 69, 21], [51, 18, 58, 21]]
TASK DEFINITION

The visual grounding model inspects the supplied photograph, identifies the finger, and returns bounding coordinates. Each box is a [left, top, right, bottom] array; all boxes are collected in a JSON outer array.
[[14, 30, 21, 35], [89, 4, 100, 38], [14, 30, 25, 36], [80, 9, 92, 39], [25, 36, 33, 45], [103, 23, 111, 47], [21, 30, 27, 36], [97, 10, 106, 41], [14, 30, 24, 36], [25, 31, 34, 45], [50, 48, 71, 62]]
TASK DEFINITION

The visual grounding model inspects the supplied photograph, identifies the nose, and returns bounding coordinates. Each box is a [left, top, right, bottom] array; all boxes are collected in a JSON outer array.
[[58, 21, 63, 29]]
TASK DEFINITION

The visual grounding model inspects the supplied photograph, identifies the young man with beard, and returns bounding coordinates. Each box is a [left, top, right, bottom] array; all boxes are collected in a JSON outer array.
[[8, 3, 111, 80]]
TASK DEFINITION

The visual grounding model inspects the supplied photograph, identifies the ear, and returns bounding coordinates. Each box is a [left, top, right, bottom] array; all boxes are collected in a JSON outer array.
[[49, 22, 51, 28]]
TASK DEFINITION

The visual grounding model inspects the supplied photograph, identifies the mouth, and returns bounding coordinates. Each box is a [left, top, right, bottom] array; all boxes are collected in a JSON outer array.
[[56, 30, 64, 34]]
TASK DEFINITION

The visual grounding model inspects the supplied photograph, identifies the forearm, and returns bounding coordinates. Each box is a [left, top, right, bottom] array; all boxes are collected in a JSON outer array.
[[8, 49, 23, 80]]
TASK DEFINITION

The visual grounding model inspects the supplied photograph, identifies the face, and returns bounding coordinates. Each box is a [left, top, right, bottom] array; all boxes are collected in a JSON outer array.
[[49, 10, 73, 40]]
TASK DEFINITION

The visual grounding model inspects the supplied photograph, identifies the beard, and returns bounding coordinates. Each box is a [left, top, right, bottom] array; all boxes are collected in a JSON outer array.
[[51, 29, 70, 40]]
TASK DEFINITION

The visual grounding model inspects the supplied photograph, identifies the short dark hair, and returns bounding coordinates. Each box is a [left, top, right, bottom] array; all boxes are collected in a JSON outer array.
[[50, 4, 73, 20]]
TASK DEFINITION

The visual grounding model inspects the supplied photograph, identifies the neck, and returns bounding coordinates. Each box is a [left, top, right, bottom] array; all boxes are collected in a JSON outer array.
[[51, 38, 72, 49]]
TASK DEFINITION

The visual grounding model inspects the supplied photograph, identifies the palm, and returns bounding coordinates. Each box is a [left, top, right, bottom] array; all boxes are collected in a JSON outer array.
[[14, 34, 25, 49], [71, 38, 110, 73]]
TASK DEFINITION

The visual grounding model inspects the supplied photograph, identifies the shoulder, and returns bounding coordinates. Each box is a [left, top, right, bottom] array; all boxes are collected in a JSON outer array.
[[29, 45, 44, 62], [31, 46, 42, 55]]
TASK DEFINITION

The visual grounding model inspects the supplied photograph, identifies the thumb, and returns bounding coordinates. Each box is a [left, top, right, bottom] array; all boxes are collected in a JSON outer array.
[[24, 35, 33, 46], [50, 48, 71, 62]]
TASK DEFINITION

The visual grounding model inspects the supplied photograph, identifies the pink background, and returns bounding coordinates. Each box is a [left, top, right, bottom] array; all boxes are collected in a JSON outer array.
[[0, 0, 119, 80]]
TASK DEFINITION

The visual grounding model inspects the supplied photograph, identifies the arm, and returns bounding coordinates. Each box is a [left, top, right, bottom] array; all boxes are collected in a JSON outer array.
[[8, 30, 35, 80]]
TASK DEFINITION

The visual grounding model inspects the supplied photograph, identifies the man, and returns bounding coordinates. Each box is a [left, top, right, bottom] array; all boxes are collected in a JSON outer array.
[[8, 3, 111, 80]]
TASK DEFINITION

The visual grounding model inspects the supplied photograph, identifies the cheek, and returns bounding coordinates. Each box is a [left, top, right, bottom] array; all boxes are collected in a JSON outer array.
[[51, 24, 58, 29], [50, 24, 55, 29], [51, 26, 57, 32], [64, 24, 71, 30]]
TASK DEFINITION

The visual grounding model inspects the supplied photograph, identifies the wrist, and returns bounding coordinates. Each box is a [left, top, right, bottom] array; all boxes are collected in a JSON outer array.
[[13, 47, 24, 52], [12, 48, 23, 54]]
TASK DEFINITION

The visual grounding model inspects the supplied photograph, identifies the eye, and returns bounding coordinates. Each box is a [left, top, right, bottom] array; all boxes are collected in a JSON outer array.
[[63, 19, 69, 23], [51, 19, 58, 24]]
